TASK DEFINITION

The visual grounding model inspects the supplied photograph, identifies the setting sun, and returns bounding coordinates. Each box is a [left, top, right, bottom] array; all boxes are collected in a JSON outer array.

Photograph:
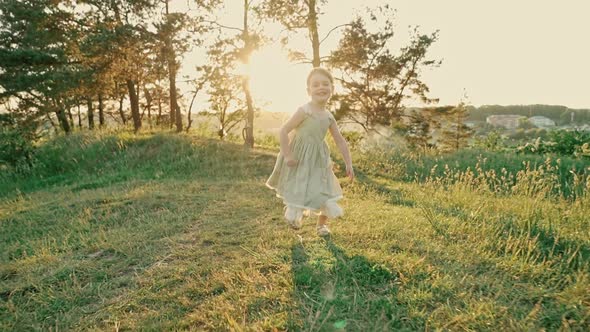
[[248, 44, 308, 114]]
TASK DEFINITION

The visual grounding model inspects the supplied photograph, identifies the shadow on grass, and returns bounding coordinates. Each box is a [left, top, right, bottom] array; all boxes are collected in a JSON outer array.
[[333, 158, 416, 208], [290, 237, 403, 331], [357, 174, 416, 207], [420, 201, 590, 275]]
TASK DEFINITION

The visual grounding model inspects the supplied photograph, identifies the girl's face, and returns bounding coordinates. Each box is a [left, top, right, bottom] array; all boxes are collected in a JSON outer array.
[[307, 73, 333, 105]]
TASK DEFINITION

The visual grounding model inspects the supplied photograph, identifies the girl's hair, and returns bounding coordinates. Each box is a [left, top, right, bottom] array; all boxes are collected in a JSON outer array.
[[306, 67, 334, 87]]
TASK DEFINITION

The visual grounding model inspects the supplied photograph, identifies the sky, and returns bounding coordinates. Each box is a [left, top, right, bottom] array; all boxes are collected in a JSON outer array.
[[172, 0, 590, 113]]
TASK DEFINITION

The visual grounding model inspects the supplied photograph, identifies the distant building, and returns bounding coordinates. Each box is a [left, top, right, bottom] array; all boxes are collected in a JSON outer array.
[[486, 115, 525, 129], [528, 116, 555, 128]]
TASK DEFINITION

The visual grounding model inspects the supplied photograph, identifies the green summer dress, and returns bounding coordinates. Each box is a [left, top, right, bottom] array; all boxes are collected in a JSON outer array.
[[266, 103, 344, 218]]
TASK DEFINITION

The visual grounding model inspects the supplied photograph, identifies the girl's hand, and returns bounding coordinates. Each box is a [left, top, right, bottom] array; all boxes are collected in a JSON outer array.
[[346, 164, 354, 182], [286, 158, 298, 167]]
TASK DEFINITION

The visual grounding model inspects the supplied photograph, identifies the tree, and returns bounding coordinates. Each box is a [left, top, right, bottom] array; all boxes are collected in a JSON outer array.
[[198, 37, 251, 141], [75, 0, 162, 133], [439, 102, 474, 152], [258, 0, 342, 67], [328, 6, 440, 134], [158, 4, 185, 132], [0, 0, 86, 134], [156, 0, 219, 132], [207, 70, 246, 140], [405, 111, 433, 153], [207, 0, 263, 147], [0, 102, 39, 167], [404, 106, 451, 153], [239, 0, 260, 147]]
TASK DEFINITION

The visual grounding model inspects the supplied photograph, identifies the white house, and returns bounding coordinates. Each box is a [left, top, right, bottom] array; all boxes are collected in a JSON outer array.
[[486, 115, 525, 129], [528, 116, 555, 128]]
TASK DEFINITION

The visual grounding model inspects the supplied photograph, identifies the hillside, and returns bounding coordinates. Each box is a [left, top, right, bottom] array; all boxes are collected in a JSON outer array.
[[1, 132, 589, 330]]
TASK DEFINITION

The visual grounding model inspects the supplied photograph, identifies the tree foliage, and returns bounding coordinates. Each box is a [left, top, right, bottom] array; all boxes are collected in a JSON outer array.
[[205, 0, 264, 146], [328, 6, 440, 134], [0, 0, 87, 133], [198, 33, 260, 141], [0, 0, 221, 135], [155, 0, 220, 132], [404, 106, 452, 153], [0, 110, 38, 168], [257, 0, 327, 67], [517, 130, 590, 158], [438, 102, 474, 152]]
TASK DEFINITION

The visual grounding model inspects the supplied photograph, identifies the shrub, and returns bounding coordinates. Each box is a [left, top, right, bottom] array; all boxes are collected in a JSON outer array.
[[516, 130, 590, 157], [0, 114, 37, 170]]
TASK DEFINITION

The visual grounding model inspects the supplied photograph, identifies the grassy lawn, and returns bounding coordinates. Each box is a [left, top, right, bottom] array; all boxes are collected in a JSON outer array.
[[1, 132, 588, 330]]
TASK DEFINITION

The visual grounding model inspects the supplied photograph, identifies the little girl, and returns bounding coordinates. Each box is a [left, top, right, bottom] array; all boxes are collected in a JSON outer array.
[[266, 67, 354, 236]]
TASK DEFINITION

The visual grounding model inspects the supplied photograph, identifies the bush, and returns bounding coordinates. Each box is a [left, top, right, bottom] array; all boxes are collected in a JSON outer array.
[[547, 130, 590, 155], [0, 114, 37, 170], [516, 130, 590, 157], [255, 132, 279, 148], [472, 130, 505, 152], [341, 131, 363, 150]]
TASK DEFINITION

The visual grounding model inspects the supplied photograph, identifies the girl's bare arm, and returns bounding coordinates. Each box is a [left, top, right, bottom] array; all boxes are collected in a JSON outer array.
[[279, 108, 306, 162], [328, 122, 354, 181]]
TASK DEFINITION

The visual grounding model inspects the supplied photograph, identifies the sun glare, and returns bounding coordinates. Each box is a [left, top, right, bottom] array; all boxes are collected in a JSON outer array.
[[248, 45, 308, 114]]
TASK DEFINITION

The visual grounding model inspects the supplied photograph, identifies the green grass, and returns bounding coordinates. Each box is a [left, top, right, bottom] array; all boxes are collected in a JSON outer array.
[[1, 131, 589, 330], [356, 148, 590, 199]]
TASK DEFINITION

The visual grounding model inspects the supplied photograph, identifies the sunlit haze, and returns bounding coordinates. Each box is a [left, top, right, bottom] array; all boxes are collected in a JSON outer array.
[[173, 1, 590, 113]]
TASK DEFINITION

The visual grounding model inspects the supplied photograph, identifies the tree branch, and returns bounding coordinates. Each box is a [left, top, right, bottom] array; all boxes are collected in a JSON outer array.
[[319, 23, 351, 45], [203, 20, 243, 33]]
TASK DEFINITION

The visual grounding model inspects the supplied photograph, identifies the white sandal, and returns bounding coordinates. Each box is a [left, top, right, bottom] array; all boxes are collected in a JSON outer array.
[[284, 206, 303, 230], [316, 224, 331, 237]]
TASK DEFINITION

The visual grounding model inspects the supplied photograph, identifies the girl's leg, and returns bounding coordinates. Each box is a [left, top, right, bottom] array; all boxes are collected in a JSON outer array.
[[317, 215, 331, 236], [317, 215, 328, 226], [285, 206, 304, 230]]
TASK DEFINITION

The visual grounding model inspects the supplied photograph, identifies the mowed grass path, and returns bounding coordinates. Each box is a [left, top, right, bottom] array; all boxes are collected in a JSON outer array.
[[1, 133, 588, 330]]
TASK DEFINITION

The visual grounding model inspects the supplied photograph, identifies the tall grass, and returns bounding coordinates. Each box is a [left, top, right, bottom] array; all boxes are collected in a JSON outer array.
[[0, 130, 274, 197], [357, 148, 590, 200]]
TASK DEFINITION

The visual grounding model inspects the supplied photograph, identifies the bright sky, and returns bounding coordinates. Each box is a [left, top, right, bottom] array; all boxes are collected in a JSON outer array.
[[174, 1, 590, 112]]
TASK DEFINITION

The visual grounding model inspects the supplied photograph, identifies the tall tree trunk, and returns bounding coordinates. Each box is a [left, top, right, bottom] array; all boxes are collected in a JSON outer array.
[[144, 87, 152, 128], [98, 93, 105, 127], [67, 107, 74, 128], [186, 87, 200, 132], [242, 0, 255, 148], [169, 75, 176, 128], [87, 97, 95, 129], [127, 79, 141, 132], [174, 98, 182, 132], [77, 104, 82, 128], [118, 95, 126, 125], [308, 0, 320, 67], [164, 1, 180, 131], [157, 96, 162, 125], [186, 104, 193, 132], [55, 109, 71, 134], [46, 113, 57, 131], [242, 76, 254, 148], [116, 81, 127, 125]]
